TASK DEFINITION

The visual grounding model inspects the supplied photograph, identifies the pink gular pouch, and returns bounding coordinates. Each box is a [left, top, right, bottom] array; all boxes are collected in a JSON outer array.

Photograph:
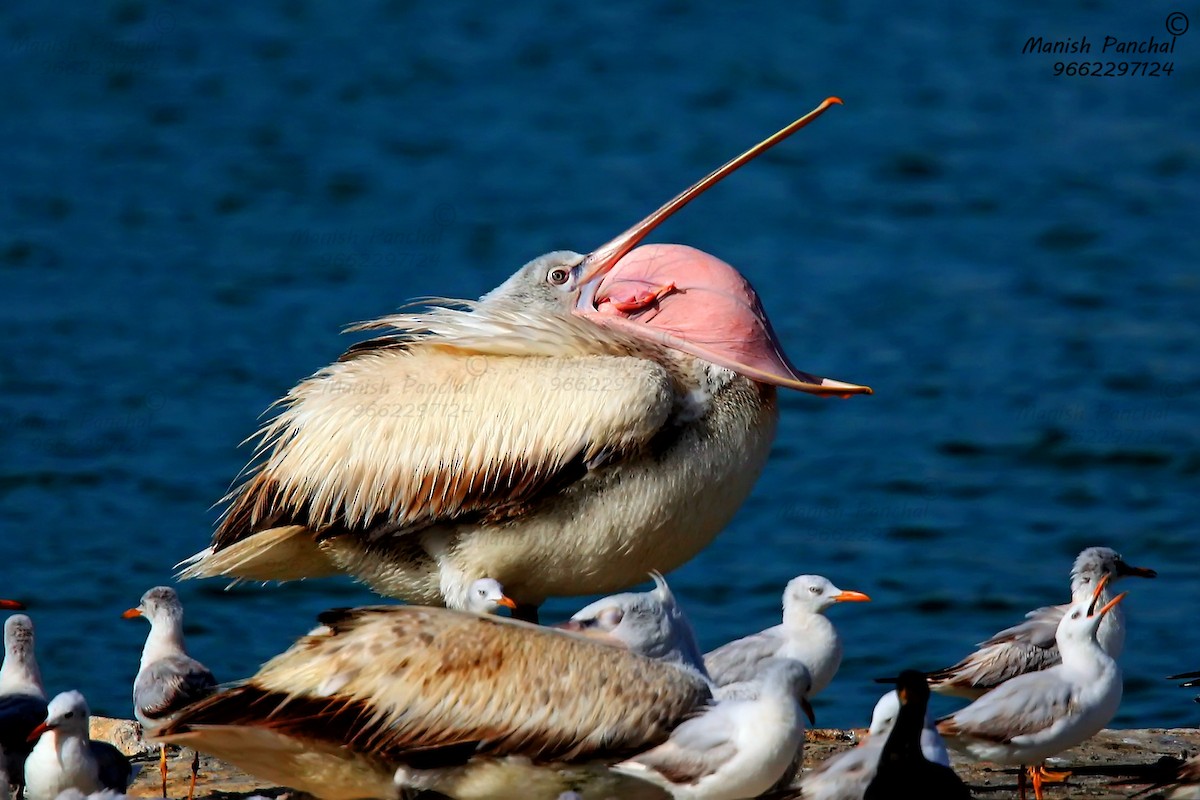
[[579, 243, 870, 397]]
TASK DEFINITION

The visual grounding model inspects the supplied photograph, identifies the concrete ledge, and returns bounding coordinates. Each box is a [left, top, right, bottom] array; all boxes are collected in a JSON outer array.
[[90, 717, 1200, 799]]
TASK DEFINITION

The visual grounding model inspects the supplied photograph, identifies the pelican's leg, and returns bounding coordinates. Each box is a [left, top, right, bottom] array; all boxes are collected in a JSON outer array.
[[159, 743, 168, 798], [512, 603, 540, 624]]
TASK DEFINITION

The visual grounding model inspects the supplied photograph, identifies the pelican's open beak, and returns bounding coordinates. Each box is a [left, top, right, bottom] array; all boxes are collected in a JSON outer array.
[[27, 721, 51, 742], [832, 590, 872, 603], [569, 98, 871, 397], [0, 599, 25, 610], [122, 608, 143, 619]]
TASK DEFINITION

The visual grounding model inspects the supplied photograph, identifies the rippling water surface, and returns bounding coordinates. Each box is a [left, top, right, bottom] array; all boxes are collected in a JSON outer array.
[[2, 2, 1199, 729]]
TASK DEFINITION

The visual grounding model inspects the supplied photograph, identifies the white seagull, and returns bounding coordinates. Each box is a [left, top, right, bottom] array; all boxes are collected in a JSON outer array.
[[611, 657, 811, 800], [0, 614, 48, 792], [925, 546, 1154, 698], [123, 586, 218, 800], [936, 582, 1126, 800], [23, 691, 132, 800], [465, 578, 518, 615], [703, 575, 871, 696]]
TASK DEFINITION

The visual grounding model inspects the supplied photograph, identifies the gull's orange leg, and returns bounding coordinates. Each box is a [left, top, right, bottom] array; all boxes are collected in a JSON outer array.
[[187, 751, 200, 800], [159, 744, 168, 798]]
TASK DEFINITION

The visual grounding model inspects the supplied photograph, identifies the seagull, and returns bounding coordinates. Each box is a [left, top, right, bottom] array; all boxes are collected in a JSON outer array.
[[703, 575, 871, 696], [801, 687, 948, 800], [611, 657, 811, 800], [924, 546, 1154, 699], [151, 583, 716, 800], [1168, 669, 1200, 703], [555, 572, 708, 675], [23, 691, 132, 800], [465, 578, 518, 615], [123, 587, 217, 800], [864, 671, 969, 800], [177, 98, 871, 622], [936, 582, 1126, 800], [0, 614, 48, 793]]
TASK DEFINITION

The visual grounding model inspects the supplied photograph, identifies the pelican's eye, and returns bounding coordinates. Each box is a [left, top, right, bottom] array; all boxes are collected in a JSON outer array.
[[547, 267, 571, 286]]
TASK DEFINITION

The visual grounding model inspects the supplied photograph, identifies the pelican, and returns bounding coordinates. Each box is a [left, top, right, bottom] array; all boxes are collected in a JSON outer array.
[[123, 587, 217, 800], [924, 546, 1155, 698], [178, 97, 871, 620], [152, 583, 714, 800]]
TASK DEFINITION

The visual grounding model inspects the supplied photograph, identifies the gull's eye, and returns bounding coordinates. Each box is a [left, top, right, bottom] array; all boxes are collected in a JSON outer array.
[[1071, 611, 1081, 620], [547, 267, 571, 286], [809, 586, 821, 595], [64, 711, 74, 719]]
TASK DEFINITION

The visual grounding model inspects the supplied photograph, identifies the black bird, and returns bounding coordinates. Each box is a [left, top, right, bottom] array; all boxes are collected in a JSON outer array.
[[1168, 669, 1200, 703], [865, 670, 971, 800]]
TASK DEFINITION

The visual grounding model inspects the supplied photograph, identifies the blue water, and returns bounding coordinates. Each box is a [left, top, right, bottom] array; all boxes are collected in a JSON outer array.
[[2, 1, 1199, 732]]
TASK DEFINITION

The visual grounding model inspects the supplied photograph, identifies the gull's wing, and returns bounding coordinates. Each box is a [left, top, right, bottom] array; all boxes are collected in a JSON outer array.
[[90, 741, 133, 792], [703, 629, 783, 687], [614, 704, 738, 786], [155, 605, 710, 768], [135, 654, 218, 723], [801, 740, 882, 800], [926, 604, 1065, 695], [0, 693, 48, 751], [937, 671, 1075, 743], [185, 305, 681, 579]]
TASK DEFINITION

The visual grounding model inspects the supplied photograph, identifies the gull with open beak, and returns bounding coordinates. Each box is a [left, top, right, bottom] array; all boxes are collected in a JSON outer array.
[[704, 575, 871, 698], [123, 587, 217, 800], [936, 580, 1127, 800], [177, 98, 871, 622], [151, 588, 715, 800], [924, 546, 1155, 699]]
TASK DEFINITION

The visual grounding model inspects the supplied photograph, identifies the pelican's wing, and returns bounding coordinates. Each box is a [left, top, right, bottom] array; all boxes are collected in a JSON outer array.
[[703, 630, 783, 687], [197, 305, 678, 562], [135, 655, 218, 723], [936, 671, 1075, 743], [926, 604, 1065, 694], [155, 605, 710, 768]]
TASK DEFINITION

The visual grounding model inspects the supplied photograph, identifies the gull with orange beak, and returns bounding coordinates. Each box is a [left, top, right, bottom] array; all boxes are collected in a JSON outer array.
[[178, 97, 871, 622], [704, 575, 872, 698], [936, 579, 1127, 800], [124, 587, 217, 800]]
